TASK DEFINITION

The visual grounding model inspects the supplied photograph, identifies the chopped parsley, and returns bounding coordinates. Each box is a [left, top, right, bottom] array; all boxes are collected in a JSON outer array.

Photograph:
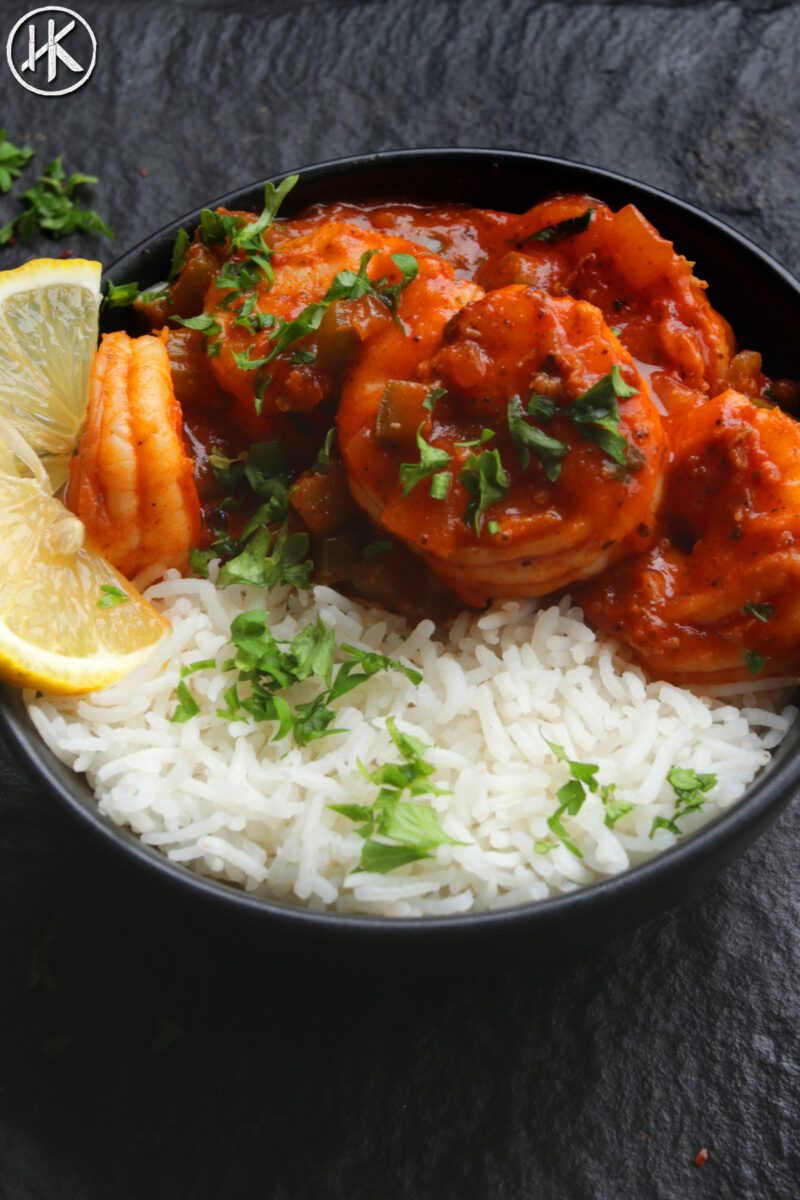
[[527, 394, 558, 422], [97, 584, 129, 610], [170, 680, 201, 724], [742, 602, 774, 623], [0, 129, 34, 193], [459, 448, 509, 534], [422, 386, 447, 413], [0, 156, 113, 245], [168, 227, 190, 281], [331, 717, 464, 873], [232, 345, 270, 372], [171, 311, 223, 356], [525, 208, 594, 245], [217, 523, 312, 589], [173, 614, 422, 748], [311, 428, 336, 475], [264, 249, 419, 364], [188, 439, 310, 582], [399, 424, 453, 496], [744, 649, 768, 675], [567, 365, 636, 467], [650, 766, 717, 838], [543, 738, 630, 855], [507, 395, 569, 481], [429, 471, 452, 500], [103, 281, 139, 309]]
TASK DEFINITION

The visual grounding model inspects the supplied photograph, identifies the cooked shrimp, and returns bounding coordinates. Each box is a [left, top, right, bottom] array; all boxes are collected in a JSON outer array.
[[207, 222, 444, 438], [68, 332, 201, 578], [480, 194, 735, 407], [579, 389, 800, 683], [339, 285, 667, 605]]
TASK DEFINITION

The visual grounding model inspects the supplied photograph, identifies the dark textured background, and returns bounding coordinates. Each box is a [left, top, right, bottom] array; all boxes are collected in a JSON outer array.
[[2, 1, 800, 1196]]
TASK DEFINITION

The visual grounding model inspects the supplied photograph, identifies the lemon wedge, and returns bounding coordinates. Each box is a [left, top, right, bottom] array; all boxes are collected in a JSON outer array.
[[0, 257, 101, 492], [0, 420, 167, 695]]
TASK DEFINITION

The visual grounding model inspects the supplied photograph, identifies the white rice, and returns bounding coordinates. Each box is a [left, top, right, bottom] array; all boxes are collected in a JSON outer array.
[[25, 568, 797, 917]]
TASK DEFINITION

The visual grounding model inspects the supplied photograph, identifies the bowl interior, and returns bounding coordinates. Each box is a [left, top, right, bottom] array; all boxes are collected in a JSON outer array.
[[4, 149, 800, 949]]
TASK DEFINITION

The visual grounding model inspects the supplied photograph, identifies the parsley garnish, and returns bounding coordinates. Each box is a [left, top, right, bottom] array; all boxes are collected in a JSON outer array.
[[217, 523, 312, 589], [507, 395, 569, 481], [525, 208, 594, 245], [399, 424, 453, 496], [188, 614, 422, 747], [0, 129, 34, 194], [171, 680, 201, 724], [429, 471, 452, 500], [172, 311, 223, 356], [459, 448, 510, 534], [331, 717, 464, 873], [742, 602, 774, 623], [527, 394, 558, 422], [311, 428, 336, 475], [568, 365, 636, 467], [0, 156, 112, 245], [232, 345, 270, 372], [649, 766, 717, 838], [168, 227, 190, 281], [544, 738, 629, 854], [744, 649, 768, 675], [264, 249, 419, 363], [97, 584, 129, 610], [422, 386, 447, 413]]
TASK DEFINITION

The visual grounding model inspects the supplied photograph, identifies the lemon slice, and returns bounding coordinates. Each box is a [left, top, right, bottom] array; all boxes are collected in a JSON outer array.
[[0, 420, 167, 695], [0, 257, 101, 492]]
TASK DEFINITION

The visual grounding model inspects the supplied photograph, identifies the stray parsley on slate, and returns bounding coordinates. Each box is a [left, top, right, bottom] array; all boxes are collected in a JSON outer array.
[[0, 156, 113, 246], [540, 738, 631, 857], [0, 129, 34, 194], [331, 717, 464, 873], [650, 766, 717, 838]]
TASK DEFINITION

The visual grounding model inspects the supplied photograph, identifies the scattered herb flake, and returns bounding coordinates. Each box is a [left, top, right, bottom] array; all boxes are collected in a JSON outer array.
[[744, 649, 768, 675], [0, 129, 34, 193], [507, 394, 569, 480], [742, 602, 774, 623], [171, 681, 200, 724], [97, 584, 129, 610], [459, 448, 510, 534], [526, 208, 594, 245], [1, 156, 113, 246], [399, 424, 453, 496]]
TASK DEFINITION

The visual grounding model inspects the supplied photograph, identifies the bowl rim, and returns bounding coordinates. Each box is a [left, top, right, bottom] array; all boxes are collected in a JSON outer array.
[[3, 145, 799, 941]]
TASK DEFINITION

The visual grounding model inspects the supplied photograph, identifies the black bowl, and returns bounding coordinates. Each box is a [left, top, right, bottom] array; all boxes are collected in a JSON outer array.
[[3, 148, 799, 959]]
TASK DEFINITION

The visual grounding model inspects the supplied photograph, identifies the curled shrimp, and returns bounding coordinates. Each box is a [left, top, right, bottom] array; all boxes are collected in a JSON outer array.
[[480, 194, 735, 409], [339, 285, 667, 605], [207, 222, 441, 438], [579, 389, 800, 683], [68, 331, 201, 578]]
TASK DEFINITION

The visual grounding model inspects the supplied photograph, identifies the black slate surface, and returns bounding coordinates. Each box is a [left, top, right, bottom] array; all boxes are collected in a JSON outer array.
[[1, 1, 800, 1196]]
